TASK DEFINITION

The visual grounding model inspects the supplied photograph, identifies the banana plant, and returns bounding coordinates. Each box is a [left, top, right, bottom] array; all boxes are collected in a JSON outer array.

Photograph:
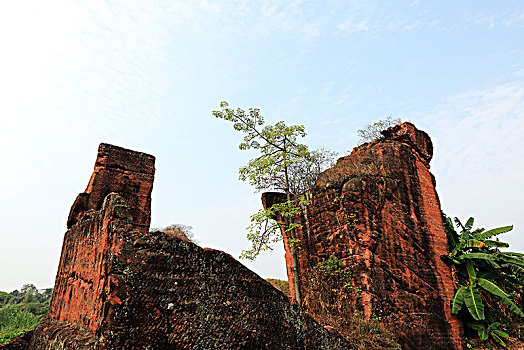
[[443, 215, 524, 327], [467, 322, 510, 347]]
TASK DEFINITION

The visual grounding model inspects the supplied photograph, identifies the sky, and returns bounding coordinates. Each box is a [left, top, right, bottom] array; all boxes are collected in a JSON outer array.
[[1, 0, 523, 292]]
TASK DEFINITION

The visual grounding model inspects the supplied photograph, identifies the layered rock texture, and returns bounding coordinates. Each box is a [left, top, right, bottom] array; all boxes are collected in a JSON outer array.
[[3, 143, 349, 349], [267, 123, 464, 350]]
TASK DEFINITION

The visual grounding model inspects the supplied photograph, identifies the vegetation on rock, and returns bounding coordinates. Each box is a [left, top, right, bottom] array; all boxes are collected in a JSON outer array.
[[356, 116, 401, 145], [303, 255, 400, 350], [150, 223, 197, 243]]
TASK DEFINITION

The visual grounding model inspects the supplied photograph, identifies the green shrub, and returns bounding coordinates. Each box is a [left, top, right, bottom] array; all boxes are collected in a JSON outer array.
[[442, 215, 524, 347], [0, 285, 52, 344], [0, 304, 44, 344]]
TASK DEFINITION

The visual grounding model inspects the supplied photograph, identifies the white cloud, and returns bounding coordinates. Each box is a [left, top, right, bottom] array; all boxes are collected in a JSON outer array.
[[416, 75, 524, 251], [463, 10, 524, 30]]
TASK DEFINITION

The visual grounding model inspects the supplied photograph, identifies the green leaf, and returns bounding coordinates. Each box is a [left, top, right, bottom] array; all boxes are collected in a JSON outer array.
[[479, 328, 488, 341], [491, 332, 507, 347], [499, 296, 524, 317], [483, 240, 509, 248], [499, 254, 524, 267], [477, 278, 508, 299], [473, 225, 513, 240], [492, 329, 509, 338], [466, 261, 477, 283], [458, 253, 501, 268], [465, 217, 474, 230], [451, 286, 466, 314], [503, 264, 524, 281], [477, 278, 524, 317], [464, 285, 485, 321], [459, 253, 495, 261], [454, 217, 466, 233], [487, 322, 500, 331], [504, 252, 524, 257]]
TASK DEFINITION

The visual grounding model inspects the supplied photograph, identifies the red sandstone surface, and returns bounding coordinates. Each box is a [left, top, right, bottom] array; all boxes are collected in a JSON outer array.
[[2, 143, 349, 349], [266, 123, 464, 350]]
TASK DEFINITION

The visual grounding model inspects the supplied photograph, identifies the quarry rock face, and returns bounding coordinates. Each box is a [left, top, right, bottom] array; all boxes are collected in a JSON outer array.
[[5, 143, 350, 349], [269, 123, 464, 350]]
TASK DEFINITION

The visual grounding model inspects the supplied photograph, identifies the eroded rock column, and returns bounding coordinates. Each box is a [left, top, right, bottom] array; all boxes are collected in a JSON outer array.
[[275, 123, 463, 350]]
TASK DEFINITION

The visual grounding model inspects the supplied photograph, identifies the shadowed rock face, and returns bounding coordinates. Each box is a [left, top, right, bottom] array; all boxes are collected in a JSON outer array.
[[268, 123, 464, 350], [2, 143, 350, 350]]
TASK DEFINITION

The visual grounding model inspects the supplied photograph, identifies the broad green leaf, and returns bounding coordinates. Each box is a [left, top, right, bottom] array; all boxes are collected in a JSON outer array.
[[477, 277, 524, 316], [464, 285, 484, 320], [479, 328, 488, 341], [504, 252, 524, 257], [451, 286, 466, 314], [492, 329, 509, 338], [458, 253, 501, 268], [499, 296, 524, 317], [487, 322, 500, 331], [499, 254, 524, 267], [465, 217, 474, 230], [458, 253, 496, 261], [466, 261, 477, 282], [473, 225, 513, 240], [444, 216, 459, 250], [454, 217, 466, 233], [484, 240, 509, 248], [477, 278, 508, 299], [491, 333, 506, 347]]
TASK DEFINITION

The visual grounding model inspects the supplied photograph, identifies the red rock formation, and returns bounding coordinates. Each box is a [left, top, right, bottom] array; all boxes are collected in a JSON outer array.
[[66, 143, 155, 231], [3, 143, 350, 349], [268, 123, 464, 350]]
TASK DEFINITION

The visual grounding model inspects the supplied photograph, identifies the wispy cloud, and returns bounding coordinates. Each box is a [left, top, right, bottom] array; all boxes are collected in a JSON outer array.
[[415, 73, 524, 249], [463, 10, 524, 29], [423, 79, 524, 179]]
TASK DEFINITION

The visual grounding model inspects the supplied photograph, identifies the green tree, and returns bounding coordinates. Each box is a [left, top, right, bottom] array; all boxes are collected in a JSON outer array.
[[21, 285, 38, 304], [213, 101, 336, 304]]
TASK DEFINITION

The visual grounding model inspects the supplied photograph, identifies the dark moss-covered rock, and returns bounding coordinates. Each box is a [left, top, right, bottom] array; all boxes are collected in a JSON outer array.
[[4, 143, 350, 350]]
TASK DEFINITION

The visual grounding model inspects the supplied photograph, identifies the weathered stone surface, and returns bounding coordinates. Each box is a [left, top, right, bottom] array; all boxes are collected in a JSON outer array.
[[270, 123, 464, 350], [4, 143, 350, 349], [66, 143, 155, 231]]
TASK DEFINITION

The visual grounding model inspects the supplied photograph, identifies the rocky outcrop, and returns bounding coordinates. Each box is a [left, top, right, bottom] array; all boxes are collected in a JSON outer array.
[[66, 143, 155, 231], [269, 123, 464, 350], [4, 143, 350, 349]]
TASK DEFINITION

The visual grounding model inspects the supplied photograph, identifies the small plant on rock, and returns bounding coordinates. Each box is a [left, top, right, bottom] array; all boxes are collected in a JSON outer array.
[[303, 255, 397, 349], [356, 116, 401, 145], [468, 321, 510, 347]]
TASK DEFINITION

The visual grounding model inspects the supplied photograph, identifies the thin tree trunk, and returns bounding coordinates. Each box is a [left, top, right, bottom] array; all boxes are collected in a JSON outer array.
[[283, 138, 302, 305], [301, 191, 312, 241]]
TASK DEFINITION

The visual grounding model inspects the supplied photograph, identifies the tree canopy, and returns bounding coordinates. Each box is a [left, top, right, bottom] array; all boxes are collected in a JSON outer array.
[[214, 101, 337, 304]]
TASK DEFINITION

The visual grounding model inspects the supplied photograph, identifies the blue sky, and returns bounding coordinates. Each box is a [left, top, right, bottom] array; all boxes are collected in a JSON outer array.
[[1, 0, 523, 292]]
